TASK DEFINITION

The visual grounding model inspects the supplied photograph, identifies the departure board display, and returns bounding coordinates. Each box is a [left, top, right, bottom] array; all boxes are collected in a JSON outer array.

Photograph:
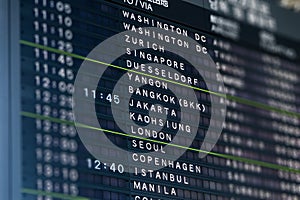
[[14, 0, 300, 200]]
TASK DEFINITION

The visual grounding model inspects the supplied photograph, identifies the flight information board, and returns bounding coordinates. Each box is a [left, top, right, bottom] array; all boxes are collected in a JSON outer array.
[[20, 0, 300, 200]]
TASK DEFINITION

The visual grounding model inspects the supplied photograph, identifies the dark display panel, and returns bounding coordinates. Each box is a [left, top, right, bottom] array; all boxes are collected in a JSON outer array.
[[20, 0, 300, 200]]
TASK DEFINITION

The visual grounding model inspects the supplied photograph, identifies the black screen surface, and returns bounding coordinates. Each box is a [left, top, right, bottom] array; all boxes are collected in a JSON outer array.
[[2, 0, 300, 200]]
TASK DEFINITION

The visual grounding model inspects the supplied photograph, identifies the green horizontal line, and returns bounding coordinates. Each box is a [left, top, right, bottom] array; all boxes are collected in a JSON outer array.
[[21, 111, 300, 174], [20, 40, 300, 118], [22, 188, 90, 200]]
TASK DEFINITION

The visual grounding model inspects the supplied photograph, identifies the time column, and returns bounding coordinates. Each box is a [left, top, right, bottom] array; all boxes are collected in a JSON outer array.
[[21, 0, 79, 199]]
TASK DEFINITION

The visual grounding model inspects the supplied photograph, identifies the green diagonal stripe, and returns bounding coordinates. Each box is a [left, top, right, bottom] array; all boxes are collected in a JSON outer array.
[[21, 111, 300, 174], [20, 40, 300, 118], [22, 188, 90, 200]]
